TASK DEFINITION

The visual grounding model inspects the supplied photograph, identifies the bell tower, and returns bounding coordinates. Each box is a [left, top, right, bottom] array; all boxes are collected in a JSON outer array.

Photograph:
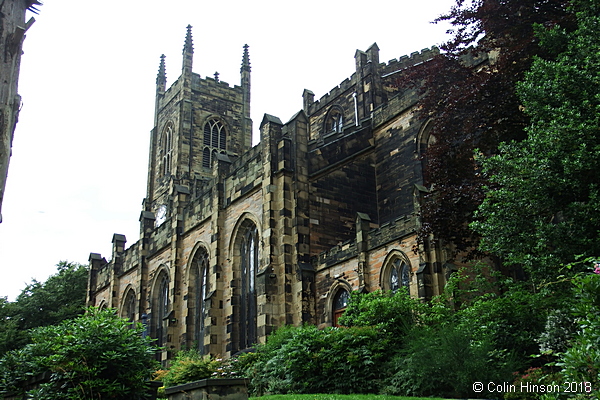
[[143, 26, 252, 226]]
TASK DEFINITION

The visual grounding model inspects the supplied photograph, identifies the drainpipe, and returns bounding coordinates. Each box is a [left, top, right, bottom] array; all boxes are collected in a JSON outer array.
[[353, 92, 359, 126]]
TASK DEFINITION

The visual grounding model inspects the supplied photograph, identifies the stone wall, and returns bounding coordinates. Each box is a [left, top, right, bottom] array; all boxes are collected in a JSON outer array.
[[164, 378, 248, 400]]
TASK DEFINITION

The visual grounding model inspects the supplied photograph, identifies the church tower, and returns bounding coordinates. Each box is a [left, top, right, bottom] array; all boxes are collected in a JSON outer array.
[[144, 26, 252, 225]]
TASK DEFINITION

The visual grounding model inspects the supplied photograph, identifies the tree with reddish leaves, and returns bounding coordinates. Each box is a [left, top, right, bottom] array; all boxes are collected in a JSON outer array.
[[404, 0, 573, 256]]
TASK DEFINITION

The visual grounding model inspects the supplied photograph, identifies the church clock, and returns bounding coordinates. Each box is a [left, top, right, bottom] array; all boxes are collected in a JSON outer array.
[[155, 204, 167, 227]]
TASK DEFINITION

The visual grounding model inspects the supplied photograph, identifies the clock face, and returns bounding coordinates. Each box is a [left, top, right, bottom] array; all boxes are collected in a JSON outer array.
[[155, 204, 167, 227]]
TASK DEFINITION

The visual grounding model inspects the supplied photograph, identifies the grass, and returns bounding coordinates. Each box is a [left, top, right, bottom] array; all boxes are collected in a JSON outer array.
[[250, 395, 447, 400]]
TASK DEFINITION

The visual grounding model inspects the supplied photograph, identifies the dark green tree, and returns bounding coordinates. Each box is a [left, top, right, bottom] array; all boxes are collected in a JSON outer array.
[[472, 0, 600, 280], [0, 261, 88, 356]]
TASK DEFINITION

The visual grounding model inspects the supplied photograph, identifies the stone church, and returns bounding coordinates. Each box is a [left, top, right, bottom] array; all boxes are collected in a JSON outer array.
[[86, 26, 452, 361]]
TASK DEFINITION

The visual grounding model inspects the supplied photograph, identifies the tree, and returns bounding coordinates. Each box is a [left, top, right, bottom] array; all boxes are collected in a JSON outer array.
[[472, 0, 600, 280], [0, 261, 88, 356], [0, 308, 158, 400], [405, 0, 572, 255]]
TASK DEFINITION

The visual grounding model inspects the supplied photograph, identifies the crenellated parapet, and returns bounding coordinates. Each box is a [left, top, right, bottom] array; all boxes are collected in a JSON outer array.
[[380, 46, 440, 78], [304, 45, 439, 142]]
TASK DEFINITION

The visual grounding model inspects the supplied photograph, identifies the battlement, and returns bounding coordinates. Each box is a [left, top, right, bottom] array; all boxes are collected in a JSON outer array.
[[191, 72, 244, 92], [381, 46, 439, 78], [308, 75, 357, 115], [306, 46, 438, 117]]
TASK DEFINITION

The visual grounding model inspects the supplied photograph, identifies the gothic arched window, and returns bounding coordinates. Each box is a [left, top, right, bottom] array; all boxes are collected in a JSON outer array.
[[203, 119, 226, 149], [332, 288, 350, 327], [152, 271, 170, 348], [417, 120, 436, 186], [232, 220, 259, 352], [122, 289, 136, 327], [162, 124, 174, 176], [188, 247, 209, 352], [325, 107, 344, 134], [383, 254, 411, 293], [240, 224, 258, 349], [203, 119, 227, 167]]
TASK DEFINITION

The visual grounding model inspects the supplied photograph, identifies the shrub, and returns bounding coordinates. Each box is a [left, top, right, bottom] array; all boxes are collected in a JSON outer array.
[[247, 325, 390, 396], [504, 367, 563, 400], [383, 322, 519, 398], [0, 307, 157, 400], [556, 268, 600, 398], [161, 349, 220, 388], [338, 290, 421, 337]]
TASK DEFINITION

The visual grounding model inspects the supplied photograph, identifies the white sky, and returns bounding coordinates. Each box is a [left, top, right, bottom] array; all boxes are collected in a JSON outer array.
[[0, 0, 455, 301]]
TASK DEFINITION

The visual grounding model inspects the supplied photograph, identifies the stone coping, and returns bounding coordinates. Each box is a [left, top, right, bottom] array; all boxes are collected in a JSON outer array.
[[164, 378, 248, 395]]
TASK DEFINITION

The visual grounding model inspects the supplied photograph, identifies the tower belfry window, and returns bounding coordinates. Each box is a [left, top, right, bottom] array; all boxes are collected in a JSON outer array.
[[162, 124, 174, 176], [203, 119, 227, 168]]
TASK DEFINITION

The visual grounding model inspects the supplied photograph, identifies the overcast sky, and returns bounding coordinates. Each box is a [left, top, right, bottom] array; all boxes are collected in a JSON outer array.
[[0, 0, 455, 301]]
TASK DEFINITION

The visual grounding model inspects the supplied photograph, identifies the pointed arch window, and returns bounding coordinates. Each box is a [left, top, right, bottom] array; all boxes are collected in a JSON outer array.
[[325, 107, 344, 134], [203, 119, 227, 167], [122, 289, 137, 328], [163, 124, 174, 176], [417, 120, 436, 186], [333, 288, 350, 327], [188, 247, 209, 352], [239, 223, 258, 350], [203, 119, 226, 149], [383, 254, 411, 293], [152, 272, 170, 348]]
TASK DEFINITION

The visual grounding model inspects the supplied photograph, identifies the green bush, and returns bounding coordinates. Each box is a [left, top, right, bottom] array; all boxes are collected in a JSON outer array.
[[161, 349, 220, 388], [383, 322, 519, 398], [557, 270, 600, 398], [0, 307, 157, 400], [338, 290, 421, 337], [247, 325, 389, 396]]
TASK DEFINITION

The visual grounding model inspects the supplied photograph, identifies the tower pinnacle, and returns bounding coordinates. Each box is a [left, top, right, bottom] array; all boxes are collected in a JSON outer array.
[[241, 44, 250, 73], [156, 54, 167, 90], [182, 25, 194, 74], [183, 25, 194, 55]]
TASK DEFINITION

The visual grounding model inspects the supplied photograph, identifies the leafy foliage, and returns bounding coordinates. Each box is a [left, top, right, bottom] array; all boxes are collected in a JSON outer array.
[[246, 325, 389, 396], [404, 0, 572, 254], [160, 349, 219, 388], [472, 0, 600, 280], [0, 261, 88, 357], [557, 267, 600, 397], [0, 308, 158, 400], [383, 322, 518, 398], [338, 290, 420, 337]]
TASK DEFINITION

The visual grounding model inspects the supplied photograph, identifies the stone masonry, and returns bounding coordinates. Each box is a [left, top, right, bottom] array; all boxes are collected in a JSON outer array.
[[87, 26, 454, 362]]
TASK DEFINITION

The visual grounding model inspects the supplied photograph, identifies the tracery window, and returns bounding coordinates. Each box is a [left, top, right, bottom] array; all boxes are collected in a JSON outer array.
[[122, 289, 136, 327], [333, 288, 350, 327], [240, 223, 258, 350], [384, 255, 411, 293], [203, 119, 227, 168], [163, 124, 174, 176], [188, 247, 209, 352], [325, 108, 344, 134]]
